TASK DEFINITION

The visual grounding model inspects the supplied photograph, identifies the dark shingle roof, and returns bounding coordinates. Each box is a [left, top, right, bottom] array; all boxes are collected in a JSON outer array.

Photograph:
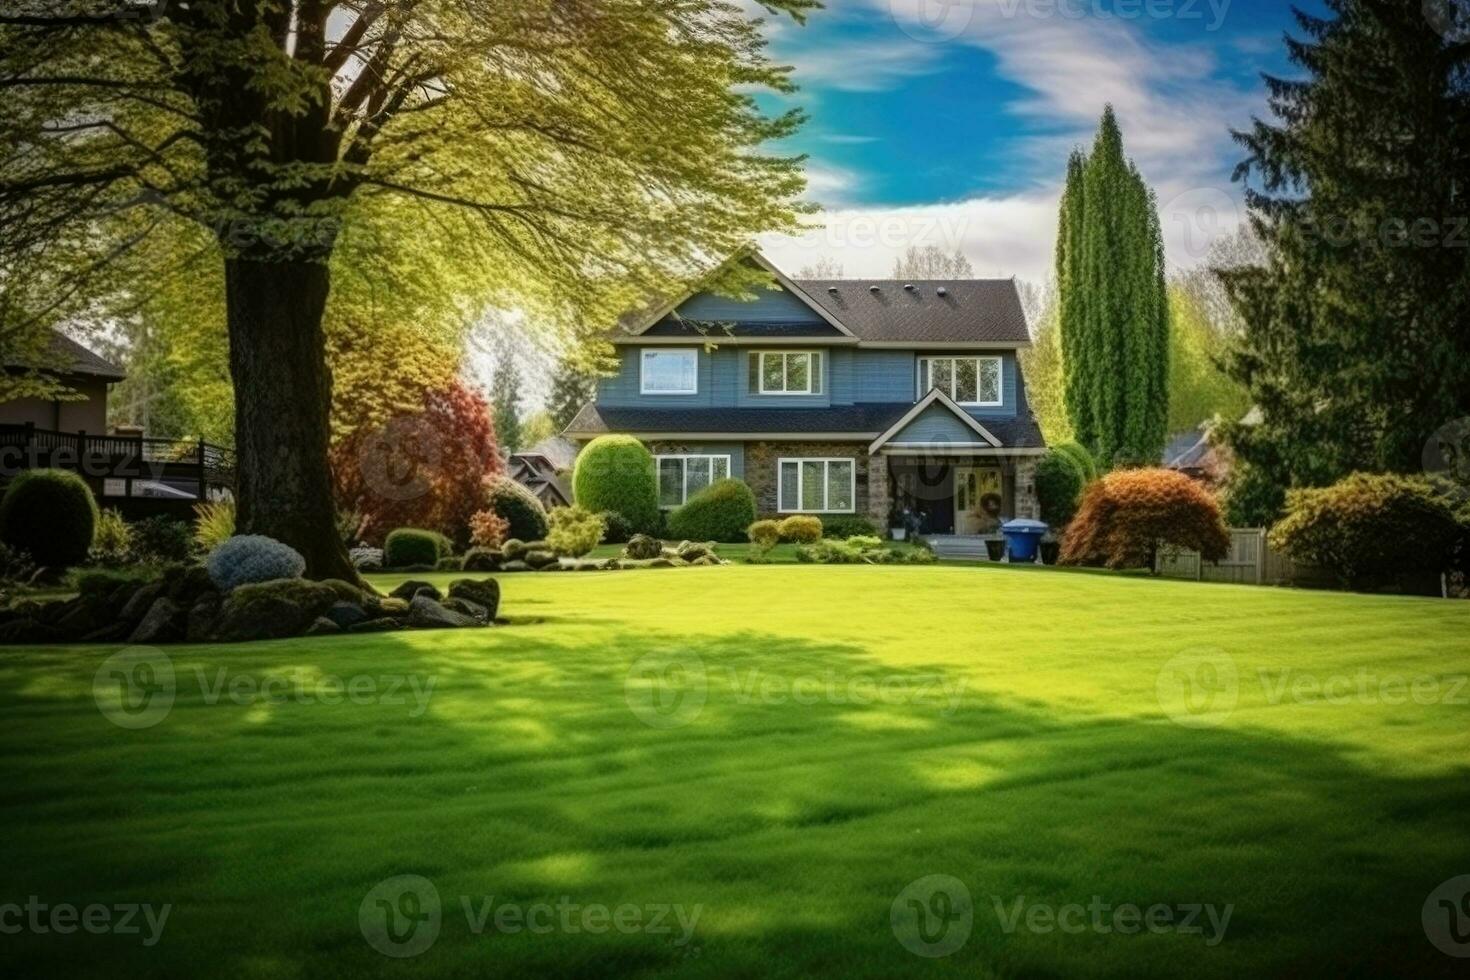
[[792, 279, 1030, 344], [2, 330, 126, 380], [565, 402, 1045, 449]]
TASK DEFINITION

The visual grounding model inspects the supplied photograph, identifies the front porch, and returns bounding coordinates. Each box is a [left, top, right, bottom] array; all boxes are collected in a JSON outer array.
[[875, 453, 1040, 535]]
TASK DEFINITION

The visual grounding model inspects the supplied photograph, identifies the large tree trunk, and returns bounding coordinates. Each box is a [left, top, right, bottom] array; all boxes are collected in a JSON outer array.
[[224, 256, 361, 583]]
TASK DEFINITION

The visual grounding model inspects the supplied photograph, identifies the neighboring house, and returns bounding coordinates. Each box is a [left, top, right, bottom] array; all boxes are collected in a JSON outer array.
[[507, 436, 577, 509], [0, 329, 125, 431], [564, 251, 1046, 535], [1163, 424, 1228, 486]]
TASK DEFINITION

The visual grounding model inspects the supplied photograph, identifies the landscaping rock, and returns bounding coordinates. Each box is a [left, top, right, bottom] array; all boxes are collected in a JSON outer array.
[[186, 594, 221, 642], [501, 540, 529, 561], [163, 564, 215, 607], [211, 579, 342, 643], [347, 617, 402, 633], [447, 579, 500, 619], [624, 534, 662, 560], [350, 547, 384, 570], [501, 560, 530, 573], [129, 597, 185, 644], [648, 557, 675, 568], [390, 579, 439, 601], [691, 555, 721, 567], [304, 617, 341, 636], [52, 596, 106, 638], [524, 549, 558, 570], [0, 618, 64, 644], [462, 549, 501, 572], [81, 621, 133, 643], [379, 597, 410, 615], [120, 582, 163, 623], [407, 594, 478, 629], [323, 601, 369, 630], [442, 597, 489, 623]]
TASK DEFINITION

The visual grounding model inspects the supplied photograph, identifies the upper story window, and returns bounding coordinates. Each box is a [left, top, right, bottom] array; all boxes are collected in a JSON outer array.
[[918, 356, 1002, 406], [640, 349, 698, 395], [749, 351, 823, 396]]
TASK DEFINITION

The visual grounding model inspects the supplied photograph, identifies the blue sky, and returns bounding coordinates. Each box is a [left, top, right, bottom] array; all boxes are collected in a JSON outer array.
[[757, 0, 1324, 282]]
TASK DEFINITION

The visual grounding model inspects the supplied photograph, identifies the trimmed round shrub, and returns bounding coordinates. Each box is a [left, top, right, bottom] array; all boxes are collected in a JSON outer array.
[[747, 519, 781, 548], [1054, 441, 1098, 482], [624, 533, 662, 560], [777, 514, 823, 544], [667, 479, 757, 543], [0, 468, 98, 568], [207, 534, 307, 591], [1059, 468, 1229, 570], [820, 514, 877, 539], [572, 435, 660, 535], [486, 476, 549, 542], [546, 506, 606, 557], [1268, 473, 1465, 590], [384, 528, 445, 567], [599, 511, 633, 545], [1035, 447, 1087, 528]]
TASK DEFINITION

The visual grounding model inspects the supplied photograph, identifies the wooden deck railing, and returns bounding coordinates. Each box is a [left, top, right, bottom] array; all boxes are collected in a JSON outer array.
[[0, 423, 235, 498]]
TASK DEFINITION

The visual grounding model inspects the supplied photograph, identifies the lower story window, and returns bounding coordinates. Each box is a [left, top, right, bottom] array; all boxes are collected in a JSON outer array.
[[777, 458, 855, 513], [656, 454, 731, 508]]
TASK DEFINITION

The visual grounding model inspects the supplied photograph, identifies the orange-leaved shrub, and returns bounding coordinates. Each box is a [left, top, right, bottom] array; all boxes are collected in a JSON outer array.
[[1059, 467, 1229, 570]]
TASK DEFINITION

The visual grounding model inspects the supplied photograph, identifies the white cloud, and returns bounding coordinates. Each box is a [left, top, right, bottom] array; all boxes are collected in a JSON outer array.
[[783, 37, 947, 91]]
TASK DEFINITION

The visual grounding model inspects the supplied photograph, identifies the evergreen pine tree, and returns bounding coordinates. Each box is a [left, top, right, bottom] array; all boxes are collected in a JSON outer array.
[[1217, 0, 1470, 511], [548, 359, 596, 432], [1055, 107, 1171, 466], [490, 350, 524, 454]]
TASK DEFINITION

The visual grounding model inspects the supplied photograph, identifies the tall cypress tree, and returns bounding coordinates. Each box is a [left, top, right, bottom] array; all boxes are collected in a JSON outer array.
[[1055, 107, 1171, 466], [1217, 0, 1470, 515]]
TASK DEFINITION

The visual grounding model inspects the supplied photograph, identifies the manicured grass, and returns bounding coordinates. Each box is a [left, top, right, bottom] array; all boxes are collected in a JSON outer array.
[[585, 539, 930, 563], [2, 565, 1468, 977]]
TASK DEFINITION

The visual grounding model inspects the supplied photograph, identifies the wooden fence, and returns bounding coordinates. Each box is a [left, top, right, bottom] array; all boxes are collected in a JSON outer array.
[[1155, 528, 1297, 585]]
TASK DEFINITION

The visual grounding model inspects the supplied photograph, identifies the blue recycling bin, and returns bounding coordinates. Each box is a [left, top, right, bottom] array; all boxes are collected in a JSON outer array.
[[1001, 519, 1049, 563]]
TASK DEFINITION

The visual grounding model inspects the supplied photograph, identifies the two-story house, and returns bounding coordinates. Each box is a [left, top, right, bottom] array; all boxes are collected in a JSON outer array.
[[564, 251, 1046, 536]]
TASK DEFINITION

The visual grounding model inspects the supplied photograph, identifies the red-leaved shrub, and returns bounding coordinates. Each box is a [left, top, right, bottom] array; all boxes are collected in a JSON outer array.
[[333, 379, 502, 546], [1059, 468, 1229, 570]]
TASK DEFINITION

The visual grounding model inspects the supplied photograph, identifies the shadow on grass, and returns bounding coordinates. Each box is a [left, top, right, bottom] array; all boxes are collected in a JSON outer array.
[[0, 626, 1467, 979]]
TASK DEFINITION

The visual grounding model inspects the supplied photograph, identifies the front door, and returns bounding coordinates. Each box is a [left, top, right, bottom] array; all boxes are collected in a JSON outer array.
[[954, 465, 1003, 535]]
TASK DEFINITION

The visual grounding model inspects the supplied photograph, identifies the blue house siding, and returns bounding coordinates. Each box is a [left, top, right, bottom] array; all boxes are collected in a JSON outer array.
[[675, 286, 826, 325], [885, 404, 988, 444]]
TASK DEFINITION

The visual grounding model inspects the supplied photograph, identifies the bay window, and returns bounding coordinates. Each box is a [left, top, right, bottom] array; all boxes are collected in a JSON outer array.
[[641, 348, 698, 395], [777, 458, 855, 513], [656, 454, 731, 508], [917, 356, 1002, 406], [750, 350, 823, 395]]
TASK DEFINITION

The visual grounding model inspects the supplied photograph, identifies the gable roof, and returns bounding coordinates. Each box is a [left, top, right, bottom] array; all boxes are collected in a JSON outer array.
[[625, 250, 854, 338], [2, 330, 126, 380], [794, 278, 1030, 345], [867, 388, 1003, 453]]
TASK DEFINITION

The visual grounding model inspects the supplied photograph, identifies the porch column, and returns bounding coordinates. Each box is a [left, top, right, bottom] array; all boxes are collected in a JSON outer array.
[[1013, 456, 1040, 520], [867, 452, 892, 528]]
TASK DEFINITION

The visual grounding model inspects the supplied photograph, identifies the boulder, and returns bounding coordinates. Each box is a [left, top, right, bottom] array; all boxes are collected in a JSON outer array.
[[120, 582, 163, 623], [524, 549, 558, 570], [304, 617, 341, 636], [390, 579, 439, 601], [81, 621, 133, 643], [501, 539, 529, 561], [52, 596, 107, 639], [323, 601, 369, 630], [501, 560, 530, 573], [463, 549, 502, 572], [186, 594, 222, 642], [347, 617, 402, 633], [379, 596, 410, 615], [648, 557, 675, 569], [623, 534, 662, 560], [677, 542, 716, 562], [129, 597, 185, 644], [163, 564, 216, 607], [211, 579, 343, 643], [447, 579, 500, 619], [442, 597, 489, 622], [407, 594, 478, 629], [691, 555, 721, 567], [0, 618, 64, 644]]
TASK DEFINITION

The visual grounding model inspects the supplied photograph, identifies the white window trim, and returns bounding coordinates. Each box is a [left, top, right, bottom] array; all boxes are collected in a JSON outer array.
[[777, 457, 856, 514], [917, 355, 1003, 407], [655, 454, 732, 509], [640, 348, 698, 395], [756, 350, 821, 396]]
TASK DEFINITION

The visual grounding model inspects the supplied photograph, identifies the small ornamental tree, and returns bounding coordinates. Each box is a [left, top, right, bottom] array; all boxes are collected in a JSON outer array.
[[332, 379, 501, 546], [1268, 473, 1465, 590], [573, 436, 660, 534], [1060, 468, 1229, 570]]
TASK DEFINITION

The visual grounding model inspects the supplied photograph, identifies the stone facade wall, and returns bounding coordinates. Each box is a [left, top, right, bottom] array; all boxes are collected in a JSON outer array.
[[1012, 457, 1039, 520], [742, 441, 874, 519]]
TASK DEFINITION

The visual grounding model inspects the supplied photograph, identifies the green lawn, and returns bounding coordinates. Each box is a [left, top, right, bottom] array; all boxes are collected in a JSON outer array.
[[2, 565, 1469, 977]]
